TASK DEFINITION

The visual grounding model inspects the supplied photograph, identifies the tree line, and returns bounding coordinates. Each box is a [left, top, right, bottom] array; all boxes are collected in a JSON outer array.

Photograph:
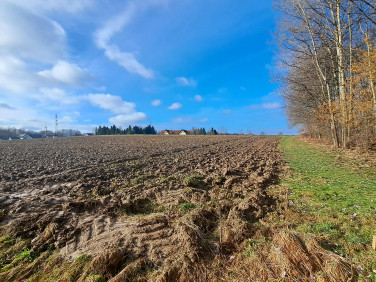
[[95, 125, 157, 135], [0, 127, 82, 140], [275, 0, 376, 149], [190, 127, 218, 135]]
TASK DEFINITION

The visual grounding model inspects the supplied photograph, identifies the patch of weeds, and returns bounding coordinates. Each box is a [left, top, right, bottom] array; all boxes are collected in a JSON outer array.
[[345, 232, 369, 245], [311, 222, 337, 236], [184, 174, 206, 188], [53, 254, 93, 281], [0, 237, 29, 270], [148, 265, 164, 280], [118, 207, 128, 214], [1, 248, 37, 272], [93, 187, 111, 196], [243, 239, 262, 257], [207, 233, 220, 241], [129, 178, 139, 186], [13, 248, 37, 263], [156, 175, 176, 184], [128, 162, 145, 170], [213, 176, 226, 185], [179, 202, 196, 213], [47, 245, 55, 253], [85, 273, 106, 282], [0, 235, 15, 249], [75, 254, 91, 264], [129, 174, 153, 186], [243, 246, 255, 257], [121, 199, 165, 215]]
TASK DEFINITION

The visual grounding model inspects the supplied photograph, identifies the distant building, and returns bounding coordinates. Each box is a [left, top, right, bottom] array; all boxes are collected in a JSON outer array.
[[160, 130, 170, 135], [160, 129, 190, 135], [18, 134, 32, 140], [84, 133, 94, 136]]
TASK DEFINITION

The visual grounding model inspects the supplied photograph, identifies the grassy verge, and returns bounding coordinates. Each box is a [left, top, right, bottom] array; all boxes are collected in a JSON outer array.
[[280, 136, 376, 280]]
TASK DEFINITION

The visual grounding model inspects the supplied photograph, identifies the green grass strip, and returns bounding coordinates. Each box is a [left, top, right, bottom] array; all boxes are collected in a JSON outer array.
[[281, 136, 376, 218], [280, 136, 376, 279]]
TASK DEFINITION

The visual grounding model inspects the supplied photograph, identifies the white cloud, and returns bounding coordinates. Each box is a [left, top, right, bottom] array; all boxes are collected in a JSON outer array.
[[248, 103, 282, 110], [0, 102, 49, 130], [151, 99, 162, 106], [168, 102, 182, 110], [223, 109, 232, 115], [38, 61, 92, 87], [94, 3, 154, 79], [87, 94, 136, 114], [87, 93, 148, 126], [0, 1, 66, 63], [0, 2, 90, 96], [10, 0, 94, 14], [0, 58, 90, 95], [60, 115, 77, 124], [194, 95, 203, 102], [240, 86, 247, 91], [39, 88, 80, 105], [176, 77, 197, 87], [0, 55, 40, 93], [109, 113, 147, 126]]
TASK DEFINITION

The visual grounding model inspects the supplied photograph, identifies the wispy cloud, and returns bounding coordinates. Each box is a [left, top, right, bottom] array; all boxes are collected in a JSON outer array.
[[194, 95, 203, 102], [240, 86, 247, 91], [0, 102, 15, 110], [176, 77, 197, 87], [173, 117, 208, 123], [94, 3, 155, 79], [197, 118, 208, 123], [151, 99, 162, 106], [248, 102, 281, 110], [10, 0, 95, 14], [168, 102, 182, 110], [223, 109, 232, 115], [173, 117, 192, 123]]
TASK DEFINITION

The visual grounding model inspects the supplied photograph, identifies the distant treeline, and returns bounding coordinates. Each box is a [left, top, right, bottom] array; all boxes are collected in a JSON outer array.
[[95, 125, 157, 135], [191, 127, 218, 135], [0, 127, 82, 140]]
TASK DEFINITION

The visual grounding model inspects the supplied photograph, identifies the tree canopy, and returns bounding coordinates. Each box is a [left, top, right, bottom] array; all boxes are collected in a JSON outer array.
[[95, 125, 157, 135], [275, 0, 376, 148]]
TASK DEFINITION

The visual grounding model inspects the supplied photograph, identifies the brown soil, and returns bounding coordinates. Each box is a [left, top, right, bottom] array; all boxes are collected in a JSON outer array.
[[0, 136, 355, 281]]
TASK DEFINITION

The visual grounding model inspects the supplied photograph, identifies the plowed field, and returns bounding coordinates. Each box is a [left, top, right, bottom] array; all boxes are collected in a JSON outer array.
[[0, 135, 282, 280]]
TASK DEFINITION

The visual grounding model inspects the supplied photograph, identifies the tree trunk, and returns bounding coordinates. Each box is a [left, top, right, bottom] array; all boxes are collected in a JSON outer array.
[[333, 0, 348, 148]]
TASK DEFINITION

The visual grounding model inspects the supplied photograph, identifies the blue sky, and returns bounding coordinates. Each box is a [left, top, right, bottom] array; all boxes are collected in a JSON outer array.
[[0, 0, 296, 134]]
